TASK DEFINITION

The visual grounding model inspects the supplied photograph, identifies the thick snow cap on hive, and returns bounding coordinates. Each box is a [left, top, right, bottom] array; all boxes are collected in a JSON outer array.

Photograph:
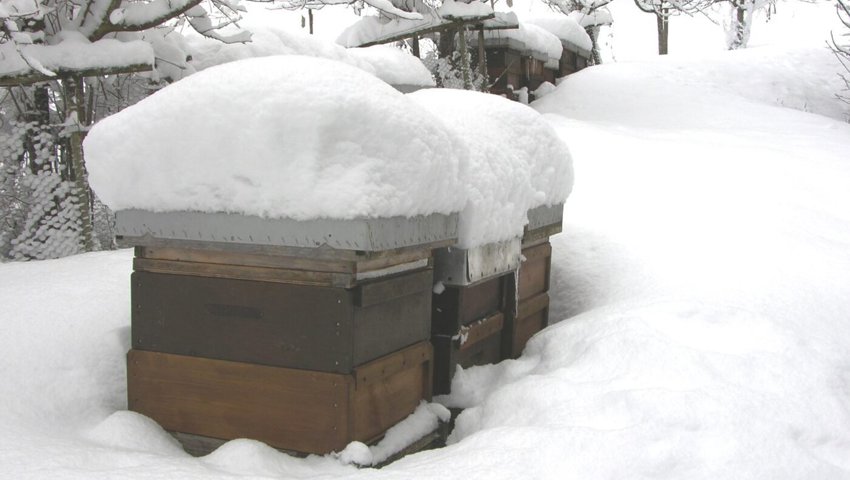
[[408, 88, 573, 248], [347, 45, 435, 87], [481, 22, 563, 66], [84, 55, 467, 221], [525, 16, 593, 53], [187, 27, 434, 88], [186, 25, 374, 73]]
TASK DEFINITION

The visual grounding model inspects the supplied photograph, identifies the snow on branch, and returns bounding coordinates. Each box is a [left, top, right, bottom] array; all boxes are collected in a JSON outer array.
[[185, 5, 251, 43], [0, 32, 154, 86], [272, 0, 422, 20], [633, 0, 713, 17], [89, 0, 203, 39]]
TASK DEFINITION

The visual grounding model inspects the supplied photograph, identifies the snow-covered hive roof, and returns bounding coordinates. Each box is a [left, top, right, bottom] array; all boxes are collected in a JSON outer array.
[[347, 45, 434, 88], [186, 26, 434, 88], [336, 1, 497, 48], [84, 55, 466, 222], [407, 88, 573, 248], [524, 16, 592, 56], [478, 22, 563, 67]]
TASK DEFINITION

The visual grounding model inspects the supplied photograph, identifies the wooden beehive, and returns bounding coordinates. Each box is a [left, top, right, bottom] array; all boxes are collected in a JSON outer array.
[[118, 210, 458, 455], [503, 241, 552, 358], [431, 274, 510, 394], [486, 47, 523, 98], [501, 204, 562, 358]]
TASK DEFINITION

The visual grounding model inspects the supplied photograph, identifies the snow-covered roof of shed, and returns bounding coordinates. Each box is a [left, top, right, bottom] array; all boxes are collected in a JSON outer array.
[[84, 55, 466, 221], [525, 16, 593, 54], [478, 22, 563, 63], [407, 89, 573, 248]]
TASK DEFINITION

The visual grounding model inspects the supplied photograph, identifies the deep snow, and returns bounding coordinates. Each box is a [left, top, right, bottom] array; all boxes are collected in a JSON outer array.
[[3, 4, 850, 479]]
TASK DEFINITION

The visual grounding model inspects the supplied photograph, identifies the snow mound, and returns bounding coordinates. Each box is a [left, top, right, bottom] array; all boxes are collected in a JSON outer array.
[[534, 45, 850, 122], [84, 55, 467, 221], [86, 411, 186, 455], [408, 89, 573, 248]]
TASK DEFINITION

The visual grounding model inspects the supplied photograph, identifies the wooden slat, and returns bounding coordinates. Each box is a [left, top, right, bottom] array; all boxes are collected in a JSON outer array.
[[431, 274, 506, 335], [138, 245, 434, 279], [511, 293, 550, 357], [124, 235, 452, 263], [431, 312, 505, 395], [127, 350, 352, 454], [518, 292, 549, 319], [512, 308, 548, 356], [354, 341, 432, 388], [457, 334, 502, 370], [351, 342, 432, 443], [522, 223, 562, 245], [522, 242, 552, 262], [518, 241, 552, 300], [134, 257, 352, 288], [458, 312, 504, 353], [355, 268, 433, 308], [355, 247, 432, 275], [458, 276, 504, 326], [518, 257, 548, 301], [138, 246, 355, 273]]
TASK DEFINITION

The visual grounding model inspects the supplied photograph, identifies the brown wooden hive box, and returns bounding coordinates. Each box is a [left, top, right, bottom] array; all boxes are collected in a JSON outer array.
[[503, 241, 552, 359], [127, 341, 433, 455], [431, 274, 510, 394], [131, 248, 433, 373]]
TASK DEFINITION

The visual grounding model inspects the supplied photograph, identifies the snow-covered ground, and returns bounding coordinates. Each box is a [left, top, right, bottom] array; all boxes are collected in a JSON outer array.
[[3, 4, 850, 479]]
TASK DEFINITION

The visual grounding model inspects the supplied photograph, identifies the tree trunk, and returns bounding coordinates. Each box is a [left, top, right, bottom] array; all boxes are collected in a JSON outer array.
[[457, 27, 472, 90], [20, 86, 52, 174], [438, 26, 457, 59], [586, 26, 602, 65], [729, 0, 748, 49], [656, 8, 669, 55], [64, 77, 95, 251], [308, 9, 314, 35], [477, 26, 487, 87]]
